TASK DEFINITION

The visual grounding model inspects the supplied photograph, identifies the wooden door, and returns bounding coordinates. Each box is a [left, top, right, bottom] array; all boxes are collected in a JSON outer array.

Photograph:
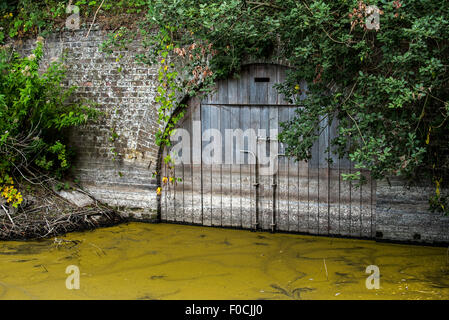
[[160, 63, 375, 237]]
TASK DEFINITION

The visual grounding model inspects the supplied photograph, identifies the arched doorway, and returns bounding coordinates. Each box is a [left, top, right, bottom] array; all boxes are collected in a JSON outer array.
[[160, 63, 375, 237]]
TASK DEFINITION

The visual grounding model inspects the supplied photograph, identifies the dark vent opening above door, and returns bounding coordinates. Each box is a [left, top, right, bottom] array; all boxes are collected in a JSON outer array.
[[254, 77, 270, 82]]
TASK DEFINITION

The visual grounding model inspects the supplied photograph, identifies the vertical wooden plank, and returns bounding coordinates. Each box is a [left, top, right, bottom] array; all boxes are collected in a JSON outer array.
[[294, 77, 309, 233], [277, 65, 288, 105], [287, 106, 299, 232], [218, 81, 230, 226], [230, 106, 242, 227], [349, 151, 361, 237], [255, 65, 270, 230], [277, 106, 290, 231], [239, 67, 252, 228], [339, 168, 351, 237], [251, 64, 269, 104], [191, 99, 203, 224], [328, 116, 340, 235], [209, 106, 220, 227], [177, 114, 189, 223], [337, 134, 352, 236], [308, 119, 320, 234], [360, 170, 372, 237], [267, 64, 279, 105], [239, 105, 252, 229], [238, 65, 250, 104], [297, 158, 309, 233], [227, 76, 239, 227], [249, 64, 258, 104], [207, 81, 220, 104], [259, 105, 271, 231], [318, 116, 329, 235], [209, 104, 222, 226], [268, 95, 279, 231], [201, 104, 212, 226], [210, 106, 223, 226], [220, 105, 231, 227], [249, 105, 260, 229], [184, 111, 193, 224]]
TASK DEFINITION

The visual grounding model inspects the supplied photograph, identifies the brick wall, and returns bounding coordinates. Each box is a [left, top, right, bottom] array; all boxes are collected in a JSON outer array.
[[17, 28, 162, 219], [376, 178, 449, 244]]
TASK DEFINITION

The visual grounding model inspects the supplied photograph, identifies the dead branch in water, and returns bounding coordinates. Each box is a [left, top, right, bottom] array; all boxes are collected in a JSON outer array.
[[0, 184, 123, 240]]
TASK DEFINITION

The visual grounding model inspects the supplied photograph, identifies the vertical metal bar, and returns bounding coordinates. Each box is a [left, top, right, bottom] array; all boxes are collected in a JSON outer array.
[[239, 107, 242, 227], [230, 154, 233, 227], [240, 156, 243, 228], [210, 136, 213, 227], [255, 154, 260, 231], [164, 161, 168, 220], [338, 146, 341, 235], [172, 164, 178, 221], [272, 170, 277, 233], [360, 173, 363, 237], [241, 150, 260, 231], [250, 106, 253, 229], [317, 124, 320, 235], [349, 140, 352, 235], [307, 152, 310, 233], [327, 121, 331, 235], [370, 176, 374, 238], [200, 104, 204, 225], [274, 148, 281, 232], [271, 153, 285, 233], [220, 163, 223, 227], [297, 148, 300, 232], [182, 163, 185, 222], [287, 137, 290, 231], [191, 158, 194, 224]]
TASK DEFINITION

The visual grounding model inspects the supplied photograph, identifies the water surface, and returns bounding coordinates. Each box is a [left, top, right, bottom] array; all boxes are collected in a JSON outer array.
[[0, 222, 448, 299]]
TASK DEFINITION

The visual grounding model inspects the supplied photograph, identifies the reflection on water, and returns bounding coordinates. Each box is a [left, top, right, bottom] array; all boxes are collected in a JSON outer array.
[[0, 222, 448, 300]]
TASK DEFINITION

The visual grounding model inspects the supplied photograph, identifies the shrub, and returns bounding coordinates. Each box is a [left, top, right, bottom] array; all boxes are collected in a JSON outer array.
[[0, 37, 98, 204]]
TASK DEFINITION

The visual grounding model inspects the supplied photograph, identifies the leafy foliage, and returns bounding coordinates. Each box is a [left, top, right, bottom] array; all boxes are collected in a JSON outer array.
[[0, 0, 149, 44], [0, 38, 98, 196], [0, 174, 22, 208], [118, 0, 449, 211]]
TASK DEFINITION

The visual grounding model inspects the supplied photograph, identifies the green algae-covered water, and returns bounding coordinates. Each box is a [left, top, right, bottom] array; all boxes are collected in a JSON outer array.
[[0, 222, 448, 300]]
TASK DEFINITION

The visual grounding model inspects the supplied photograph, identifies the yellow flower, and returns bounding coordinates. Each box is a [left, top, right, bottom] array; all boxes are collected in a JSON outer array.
[[436, 179, 441, 197], [295, 84, 300, 91], [162, 177, 168, 184], [426, 127, 432, 145], [169, 177, 174, 183], [156, 187, 162, 195]]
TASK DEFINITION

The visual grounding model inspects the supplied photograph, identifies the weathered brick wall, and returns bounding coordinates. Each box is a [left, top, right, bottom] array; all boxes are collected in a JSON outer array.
[[17, 28, 162, 219], [376, 178, 449, 244]]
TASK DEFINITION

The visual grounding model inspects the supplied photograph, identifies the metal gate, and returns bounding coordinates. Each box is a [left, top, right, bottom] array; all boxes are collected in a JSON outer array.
[[160, 64, 375, 238]]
